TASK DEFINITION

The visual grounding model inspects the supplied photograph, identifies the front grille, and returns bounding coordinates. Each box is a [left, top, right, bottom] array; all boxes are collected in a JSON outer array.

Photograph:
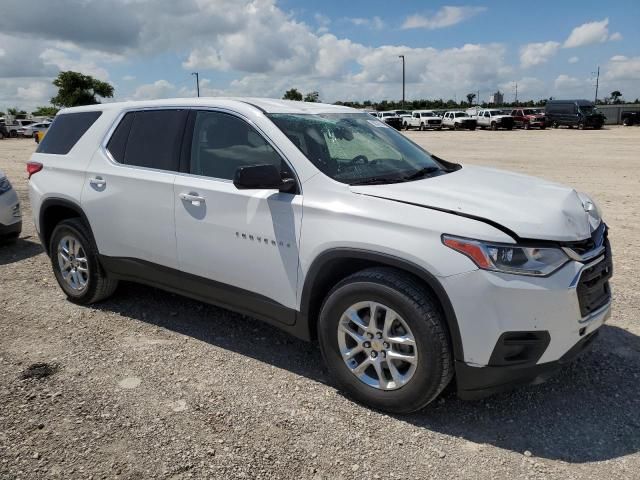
[[577, 242, 612, 317], [428, 119, 441, 125], [565, 223, 606, 256]]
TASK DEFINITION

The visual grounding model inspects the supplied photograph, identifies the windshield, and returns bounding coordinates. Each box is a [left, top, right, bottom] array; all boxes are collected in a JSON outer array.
[[395, 110, 410, 115], [381, 112, 395, 117], [579, 105, 595, 114], [523, 109, 540, 115], [268, 113, 450, 185], [454, 112, 467, 118]]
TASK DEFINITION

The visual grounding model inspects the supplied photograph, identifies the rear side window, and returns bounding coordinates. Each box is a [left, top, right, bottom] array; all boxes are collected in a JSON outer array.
[[107, 110, 187, 171], [37, 111, 102, 154]]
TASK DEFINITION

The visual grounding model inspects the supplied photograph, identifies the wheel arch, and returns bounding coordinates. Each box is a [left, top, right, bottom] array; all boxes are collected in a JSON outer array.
[[298, 248, 464, 362], [39, 198, 93, 255]]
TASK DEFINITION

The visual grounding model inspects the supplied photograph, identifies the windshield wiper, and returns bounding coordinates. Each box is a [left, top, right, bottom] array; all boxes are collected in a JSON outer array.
[[349, 177, 405, 186], [402, 166, 441, 181]]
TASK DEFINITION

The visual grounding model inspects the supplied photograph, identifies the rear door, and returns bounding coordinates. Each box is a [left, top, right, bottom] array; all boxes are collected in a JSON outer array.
[[173, 110, 302, 319], [82, 109, 188, 268]]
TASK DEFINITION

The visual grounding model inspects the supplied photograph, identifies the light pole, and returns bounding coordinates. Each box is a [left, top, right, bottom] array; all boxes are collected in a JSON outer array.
[[593, 66, 600, 104], [398, 55, 405, 108], [191, 72, 200, 97]]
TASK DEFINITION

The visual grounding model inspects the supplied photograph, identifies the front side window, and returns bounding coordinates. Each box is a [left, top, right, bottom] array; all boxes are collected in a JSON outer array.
[[190, 111, 284, 180], [268, 112, 452, 185]]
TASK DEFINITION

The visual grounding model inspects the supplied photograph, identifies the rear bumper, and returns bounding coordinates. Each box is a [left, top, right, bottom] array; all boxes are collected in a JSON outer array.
[[456, 327, 601, 400]]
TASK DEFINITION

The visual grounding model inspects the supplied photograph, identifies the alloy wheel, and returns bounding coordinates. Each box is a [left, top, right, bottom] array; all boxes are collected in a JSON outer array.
[[337, 301, 418, 390], [57, 235, 89, 292]]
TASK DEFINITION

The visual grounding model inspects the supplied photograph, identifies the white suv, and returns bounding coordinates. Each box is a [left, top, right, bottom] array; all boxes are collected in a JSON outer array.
[[28, 98, 612, 413]]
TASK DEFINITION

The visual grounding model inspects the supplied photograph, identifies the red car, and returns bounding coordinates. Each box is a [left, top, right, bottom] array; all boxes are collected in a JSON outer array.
[[510, 108, 546, 129]]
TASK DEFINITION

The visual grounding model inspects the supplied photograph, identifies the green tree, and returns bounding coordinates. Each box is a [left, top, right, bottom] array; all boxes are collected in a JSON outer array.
[[50, 71, 114, 107], [466, 93, 476, 105], [32, 106, 60, 117], [303, 91, 320, 102], [282, 88, 303, 101], [609, 90, 622, 104]]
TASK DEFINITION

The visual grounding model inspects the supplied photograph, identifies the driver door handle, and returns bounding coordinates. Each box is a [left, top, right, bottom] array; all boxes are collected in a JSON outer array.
[[89, 176, 106, 187], [179, 192, 205, 206]]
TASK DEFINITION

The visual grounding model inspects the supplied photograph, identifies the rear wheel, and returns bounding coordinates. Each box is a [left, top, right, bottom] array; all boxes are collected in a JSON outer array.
[[524, 122, 530, 130], [623, 118, 630, 126], [50, 218, 118, 304], [318, 268, 453, 413], [490, 122, 497, 131], [578, 122, 584, 130], [0, 131, 4, 140], [552, 122, 559, 129]]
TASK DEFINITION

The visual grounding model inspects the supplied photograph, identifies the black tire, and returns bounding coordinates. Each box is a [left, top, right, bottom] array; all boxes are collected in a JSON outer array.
[[0, 131, 4, 140], [578, 122, 584, 130], [10, 130, 17, 138], [524, 122, 530, 130], [622, 118, 630, 126], [540, 125, 546, 130], [49, 218, 118, 304], [453, 123, 459, 131], [317, 267, 453, 414], [469, 126, 476, 131], [490, 122, 497, 131], [552, 122, 559, 129]]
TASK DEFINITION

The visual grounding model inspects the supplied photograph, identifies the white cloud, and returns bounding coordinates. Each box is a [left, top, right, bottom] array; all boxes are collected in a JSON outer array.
[[345, 16, 384, 30], [16, 82, 52, 102], [563, 18, 610, 48], [0, 48, 5, 57], [520, 41, 560, 68], [604, 55, 640, 81], [554, 74, 587, 92], [568, 56, 579, 64], [122, 75, 136, 81], [609, 32, 623, 41], [402, 6, 486, 30], [131, 79, 176, 100], [498, 77, 546, 100], [314, 13, 331, 33]]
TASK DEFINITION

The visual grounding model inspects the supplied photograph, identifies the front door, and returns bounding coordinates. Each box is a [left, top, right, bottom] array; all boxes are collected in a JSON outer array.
[[173, 110, 302, 322]]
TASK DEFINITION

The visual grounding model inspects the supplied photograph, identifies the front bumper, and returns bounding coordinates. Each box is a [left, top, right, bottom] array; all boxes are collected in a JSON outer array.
[[456, 327, 603, 399], [0, 219, 22, 238], [441, 241, 612, 399]]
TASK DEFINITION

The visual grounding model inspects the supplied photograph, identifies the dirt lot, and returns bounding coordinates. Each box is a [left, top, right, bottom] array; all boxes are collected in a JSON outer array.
[[1, 127, 639, 479]]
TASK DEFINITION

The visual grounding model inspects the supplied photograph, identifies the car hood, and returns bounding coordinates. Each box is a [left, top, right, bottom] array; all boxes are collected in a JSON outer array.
[[350, 165, 594, 242], [491, 115, 512, 120]]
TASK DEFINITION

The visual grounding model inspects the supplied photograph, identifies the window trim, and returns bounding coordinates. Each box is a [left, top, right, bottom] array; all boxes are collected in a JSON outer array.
[[101, 106, 301, 193]]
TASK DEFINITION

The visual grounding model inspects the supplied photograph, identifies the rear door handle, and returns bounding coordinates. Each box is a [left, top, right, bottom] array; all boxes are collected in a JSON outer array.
[[89, 176, 106, 187], [179, 192, 205, 206]]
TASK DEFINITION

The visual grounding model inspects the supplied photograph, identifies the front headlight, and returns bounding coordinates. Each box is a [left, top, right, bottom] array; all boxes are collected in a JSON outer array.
[[442, 235, 569, 276], [0, 176, 12, 195]]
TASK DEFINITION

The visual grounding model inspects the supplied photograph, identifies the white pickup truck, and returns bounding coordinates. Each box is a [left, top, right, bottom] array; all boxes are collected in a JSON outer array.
[[442, 111, 477, 130], [474, 109, 514, 130], [404, 111, 443, 130]]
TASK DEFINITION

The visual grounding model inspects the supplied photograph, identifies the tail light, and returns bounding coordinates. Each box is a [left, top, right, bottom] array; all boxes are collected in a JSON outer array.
[[27, 161, 43, 179]]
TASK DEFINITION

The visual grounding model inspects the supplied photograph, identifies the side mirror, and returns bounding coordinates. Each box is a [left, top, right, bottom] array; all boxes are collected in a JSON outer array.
[[233, 164, 296, 193]]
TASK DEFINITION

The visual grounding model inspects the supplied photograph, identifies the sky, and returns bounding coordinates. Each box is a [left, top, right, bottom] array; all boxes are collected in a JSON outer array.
[[1, 0, 639, 111]]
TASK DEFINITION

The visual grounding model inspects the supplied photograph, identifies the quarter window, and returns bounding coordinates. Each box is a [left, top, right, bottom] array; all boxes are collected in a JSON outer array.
[[189, 111, 284, 180], [37, 111, 102, 155]]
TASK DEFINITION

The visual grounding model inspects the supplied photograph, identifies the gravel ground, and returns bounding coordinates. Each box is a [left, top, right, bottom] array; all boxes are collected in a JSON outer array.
[[1, 127, 639, 479]]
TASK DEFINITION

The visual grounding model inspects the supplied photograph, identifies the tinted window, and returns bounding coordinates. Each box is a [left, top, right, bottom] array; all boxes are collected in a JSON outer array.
[[111, 110, 187, 171], [37, 111, 102, 155], [190, 111, 283, 180], [106, 112, 134, 163]]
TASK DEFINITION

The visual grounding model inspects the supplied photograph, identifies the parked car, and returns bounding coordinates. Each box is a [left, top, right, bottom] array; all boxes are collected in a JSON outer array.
[[18, 122, 51, 138], [376, 111, 403, 130], [545, 100, 604, 129], [405, 111, 443, 130], [3, 119, 35, 138], [0, 124, 9, 140], [442, 111, 477, 130], [29, 99, 612, 413], [510, 108, 546, 129], [621, 111, 640, 126], [0, 170, 22, 242], [474, 109, 515, 130]]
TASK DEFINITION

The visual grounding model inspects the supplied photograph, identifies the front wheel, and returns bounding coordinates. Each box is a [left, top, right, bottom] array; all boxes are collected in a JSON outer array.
[[490, 122, 497, 131], [578, 122, 584, 130], [318, 268, 453, 413], [50, 218, 118, 304]]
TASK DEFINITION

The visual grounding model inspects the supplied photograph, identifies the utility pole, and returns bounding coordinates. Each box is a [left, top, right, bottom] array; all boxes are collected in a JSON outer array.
[[191, 72, 200, 97], [477, 90, 480, 105], [514, 82, 518, 104], [398, 55, 405, 108], [594, 66, 600, 104]]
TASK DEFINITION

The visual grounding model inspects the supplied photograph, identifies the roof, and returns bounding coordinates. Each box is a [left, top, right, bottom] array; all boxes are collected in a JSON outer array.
[[59, 97, 357, 115]]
